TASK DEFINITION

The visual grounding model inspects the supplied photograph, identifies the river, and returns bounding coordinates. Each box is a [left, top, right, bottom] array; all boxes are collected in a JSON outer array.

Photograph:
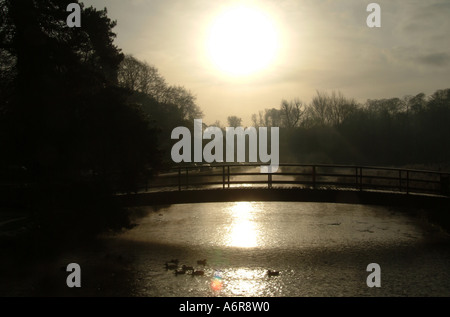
[[2, 201, 450, 297]]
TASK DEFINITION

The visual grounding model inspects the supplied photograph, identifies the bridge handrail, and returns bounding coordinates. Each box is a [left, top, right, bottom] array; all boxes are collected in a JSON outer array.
[[162, 163, 449, 175], [140, 163, 450, 197]]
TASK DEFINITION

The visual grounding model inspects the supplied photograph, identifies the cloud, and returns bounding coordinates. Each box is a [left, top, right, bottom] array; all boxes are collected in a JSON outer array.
[[417, 53, 450, 67]]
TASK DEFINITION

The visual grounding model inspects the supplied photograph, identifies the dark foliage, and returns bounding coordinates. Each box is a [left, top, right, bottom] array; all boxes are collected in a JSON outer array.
[[0, 0, 164, 246], [254, 90, 450, 170]]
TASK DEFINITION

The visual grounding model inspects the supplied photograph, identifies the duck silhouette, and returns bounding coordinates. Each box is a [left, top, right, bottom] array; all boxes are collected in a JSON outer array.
[[182, 265, 194, 271], [192, 270, 205, 276], [267, 270, 279, 277], [165, 262, 178, 270], [197, 259, 207, 266], [174, 269, 186, 275]]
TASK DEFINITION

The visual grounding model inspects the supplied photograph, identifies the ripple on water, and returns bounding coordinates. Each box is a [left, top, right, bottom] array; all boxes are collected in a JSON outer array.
[[102, 202, 450, 297]]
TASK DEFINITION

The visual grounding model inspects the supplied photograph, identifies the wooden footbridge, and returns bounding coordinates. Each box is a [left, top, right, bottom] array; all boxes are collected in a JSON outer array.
[[118, 164, 450, 209]]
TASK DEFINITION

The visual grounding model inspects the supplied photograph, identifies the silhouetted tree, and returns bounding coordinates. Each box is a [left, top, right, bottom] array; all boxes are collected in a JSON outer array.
[[262, 108, 282, 127], [118, 55, 203, 121], [118, 54, 167, 101], [280, 98, 305, 128], [306, 90, 357, 127], [404, 93, 427, 114], [227, 115, 242, 127], [251, 113, 259, 128], [308, 90, 330, 126], [162, 85, 203, 121], [0, 0, 163, 238], [117, 55, 205, 165]]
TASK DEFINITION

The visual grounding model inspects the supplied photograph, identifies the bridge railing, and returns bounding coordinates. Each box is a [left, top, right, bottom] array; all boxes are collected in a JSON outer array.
[[139, 164, 450, 197]]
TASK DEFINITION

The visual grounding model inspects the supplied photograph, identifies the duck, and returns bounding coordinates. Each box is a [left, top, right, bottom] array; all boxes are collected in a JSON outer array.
[[165, 262, 178, 270], [174, 269, 186, 275], [182, 265, 194, 272], [197, 259, 207, 266], [191, 270, 205, 276], [267, 270, 279, 277], [169, 259, 179, 265]]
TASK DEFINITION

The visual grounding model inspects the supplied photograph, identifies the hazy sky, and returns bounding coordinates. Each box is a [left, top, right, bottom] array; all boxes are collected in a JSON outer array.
[[83, 0, 450, 125]]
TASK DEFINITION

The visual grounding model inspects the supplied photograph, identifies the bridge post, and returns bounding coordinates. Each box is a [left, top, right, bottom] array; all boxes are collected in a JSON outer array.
[[186, 167, 189, 190], [268, 173, 272, 189], [312, 165, 316, 189], [440, 174, 450, 196], [222, 166, 225, 189], [399, 170, 402, 192], [406, 170, 409, 194], [178, 167, 181, 191], [227, 166, 230, 188], [359, 167, 363, 191]]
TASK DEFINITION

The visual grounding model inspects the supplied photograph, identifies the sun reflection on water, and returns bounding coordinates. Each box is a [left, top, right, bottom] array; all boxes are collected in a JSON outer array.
[[226, 202, 259, 248], [211, 268, 271, 296]]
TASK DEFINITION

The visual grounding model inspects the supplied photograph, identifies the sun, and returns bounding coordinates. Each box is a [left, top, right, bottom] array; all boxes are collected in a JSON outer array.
[[206, 5, 280, 77]]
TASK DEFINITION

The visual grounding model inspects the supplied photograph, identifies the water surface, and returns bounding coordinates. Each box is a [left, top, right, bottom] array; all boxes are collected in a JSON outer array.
[[3, 201, 450, 297]]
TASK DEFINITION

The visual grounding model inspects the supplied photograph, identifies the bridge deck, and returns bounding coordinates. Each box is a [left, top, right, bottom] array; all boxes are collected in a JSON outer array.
[[117, 187, 450, 209]]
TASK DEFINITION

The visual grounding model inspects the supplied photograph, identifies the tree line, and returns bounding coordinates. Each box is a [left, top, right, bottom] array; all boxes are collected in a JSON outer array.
[[242, 89, 450, 169], [200, 88, 449, 170]]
